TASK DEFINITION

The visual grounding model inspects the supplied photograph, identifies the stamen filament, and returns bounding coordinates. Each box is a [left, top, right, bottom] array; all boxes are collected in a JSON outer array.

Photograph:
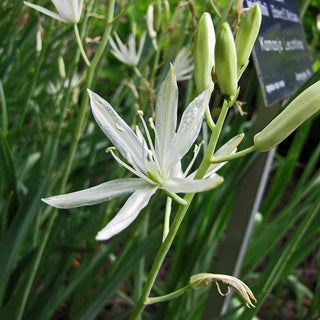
[[109, 149, 156, 185], [137, 112, 162, 173], [163, 189, 188, 205]]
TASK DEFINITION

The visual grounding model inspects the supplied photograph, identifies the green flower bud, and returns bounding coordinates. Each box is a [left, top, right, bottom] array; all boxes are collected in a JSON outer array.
[[254, 81, 320, 152], [193, 12, 215, 93], [215, 23, 238, 97], [235, 4, 262, 74]]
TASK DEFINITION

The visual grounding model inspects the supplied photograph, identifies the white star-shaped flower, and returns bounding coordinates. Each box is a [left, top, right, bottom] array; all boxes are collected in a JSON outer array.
[[109, 30, 146, 67], [173, 47, 194, 81], [24, 0, 83, 24], [42, 66, 242, 241]]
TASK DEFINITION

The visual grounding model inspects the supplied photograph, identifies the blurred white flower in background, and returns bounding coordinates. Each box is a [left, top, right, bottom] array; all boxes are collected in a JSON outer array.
[[173, 47, 194, 81], [24, 0, 83, 24], [109, 30, 146, 67]]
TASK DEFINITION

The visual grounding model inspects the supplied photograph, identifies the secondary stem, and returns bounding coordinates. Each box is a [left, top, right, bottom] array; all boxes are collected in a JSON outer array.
[[211, 145, 257, 163], [146, 285, 191, 304], [74, 23, 91, 67]]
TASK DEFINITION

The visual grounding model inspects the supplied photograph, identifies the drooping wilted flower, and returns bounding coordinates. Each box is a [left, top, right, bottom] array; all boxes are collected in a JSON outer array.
[[173, 47, 194, 81], [190, 273, 256, 308], [42, 67, 242, 241], [24, 0, 83, 24], [109, 30, 146, 67]]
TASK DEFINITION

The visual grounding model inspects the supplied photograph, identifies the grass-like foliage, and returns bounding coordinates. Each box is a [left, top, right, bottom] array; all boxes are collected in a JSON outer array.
[[0, 1, 319, 319]]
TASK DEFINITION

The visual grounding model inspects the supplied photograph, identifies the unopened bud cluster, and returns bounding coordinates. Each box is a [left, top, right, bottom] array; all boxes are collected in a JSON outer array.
[[193, 4, 261, 97]]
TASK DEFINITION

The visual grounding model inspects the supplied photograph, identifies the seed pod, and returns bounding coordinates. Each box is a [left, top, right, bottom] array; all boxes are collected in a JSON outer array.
[[235, 4, 262, 74], [254, 81, 320, 152], [215, 23, 238, 97], [193, 12, 215, 93]]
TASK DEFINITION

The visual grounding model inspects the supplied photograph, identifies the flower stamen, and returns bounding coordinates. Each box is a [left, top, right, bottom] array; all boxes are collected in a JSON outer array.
[[215, 282, 231, 296], [108, 148, 156, 185], [137, 111, 162, 173]]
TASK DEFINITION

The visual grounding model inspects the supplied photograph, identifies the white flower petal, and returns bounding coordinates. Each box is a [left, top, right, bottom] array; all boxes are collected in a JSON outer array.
[[42, 178, 149, 209], [164, 174, 223, 193], [95, 187, 157, 241], [88, 90, 146, 171], [24, 1, 66, 22], [155, 65, 178, 171], [52, 0, 83, 23], [167, 88, 211, 169], [205, 133, 244, 177]]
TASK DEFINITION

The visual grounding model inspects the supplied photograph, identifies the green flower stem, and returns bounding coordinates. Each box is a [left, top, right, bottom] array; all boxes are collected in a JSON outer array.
[[211, 145, 257, 163], [133, 66, 150, 88], [129, 95, 236, 320], [237, 61, 249, 81], [209, 0, 222, 18], [0, 79, 8, 136], [205, 107, 216, 131], [162, 196, 172, 242], [196, 94, 238, 179], [74, 23, 91, 67], [145, 285, 191, 304], [218, 0, 236, 28], [164, 189, 188, 206]]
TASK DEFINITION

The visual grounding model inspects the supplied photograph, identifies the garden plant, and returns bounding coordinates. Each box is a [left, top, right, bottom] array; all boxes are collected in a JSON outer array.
[[0, 0, 320, 319]]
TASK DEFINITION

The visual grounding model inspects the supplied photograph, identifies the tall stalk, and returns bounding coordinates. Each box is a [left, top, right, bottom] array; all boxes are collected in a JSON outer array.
[[129, 97, 236, 319]]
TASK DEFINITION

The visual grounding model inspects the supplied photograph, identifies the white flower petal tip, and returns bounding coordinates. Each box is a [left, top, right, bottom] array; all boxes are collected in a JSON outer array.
[[199, 133, 245, 178], [165, 174, 223, 194], [24, 0, 83, 24], [41, 179, 149, 209], [189, 273, 256, 308], [94, 187, 157, 241]]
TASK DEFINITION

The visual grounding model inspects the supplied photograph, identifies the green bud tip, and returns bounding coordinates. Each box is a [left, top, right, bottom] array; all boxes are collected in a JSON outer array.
[[254, 81, 320, 152], [235, 4, 262, 72], [193, 12, 215, 94], [214, 23, 238, 97]]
